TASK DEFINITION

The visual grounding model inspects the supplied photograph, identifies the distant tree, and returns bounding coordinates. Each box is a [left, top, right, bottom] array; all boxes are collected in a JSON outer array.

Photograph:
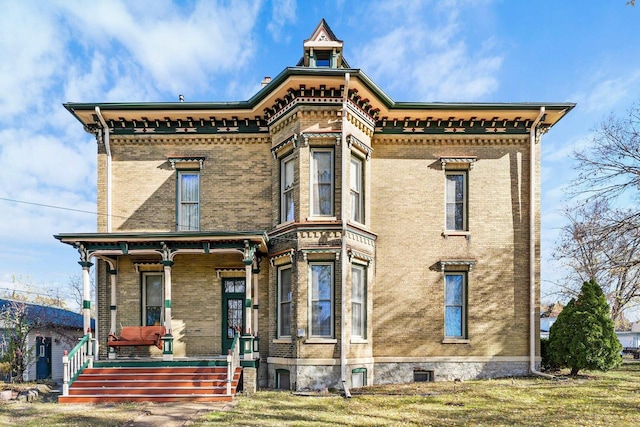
[[552, 200, 640, 328], [68, 273, 95, 315], [541, 302, 564, 318], [573, 105, 640, 203], [2, 274, 67, 309], [548, 280, 622, 376], [0, 301, 37, 382]]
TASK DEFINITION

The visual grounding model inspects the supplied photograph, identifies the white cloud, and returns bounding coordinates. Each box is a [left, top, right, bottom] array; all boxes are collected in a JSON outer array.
[[56, 0, 263, 98], [351, 0, 502, 101], [267, 0, 297, 42], [0, 128, 96, 244], [569, 70, 640, 115], [0, 2, 67, 119]]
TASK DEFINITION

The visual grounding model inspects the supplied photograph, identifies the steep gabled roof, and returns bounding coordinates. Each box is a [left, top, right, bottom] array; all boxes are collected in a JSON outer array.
[[304, 18, 342, 44]]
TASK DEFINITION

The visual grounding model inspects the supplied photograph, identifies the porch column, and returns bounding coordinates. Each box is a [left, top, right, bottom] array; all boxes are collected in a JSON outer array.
[[252, 258, 259, 339], [244, 262, 252, 335], [162, 260, 174, 361], [107, 263, 118, 359], [79, 260, 93, 335]]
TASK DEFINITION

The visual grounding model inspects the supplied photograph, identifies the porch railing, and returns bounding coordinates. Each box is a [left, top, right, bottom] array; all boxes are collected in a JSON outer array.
[[62, 332, 95, 396], [226, 333, 240, 395]]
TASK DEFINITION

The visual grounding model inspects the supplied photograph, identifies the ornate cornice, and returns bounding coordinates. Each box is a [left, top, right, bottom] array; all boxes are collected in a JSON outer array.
[[271, 133, 299, 159], [269, 249, 295, 266], [438, 259, 476, 272], [373, 135, 529, 146], [264, 86, 379, 127], [89, 116, 269, 136], [347, 135, 373, 159], [348, 249, 373, 265], [168, 156, 206, 169], [300, 247, 341, 260], [375, 117, 533, 135], [110, 135, 271, 145], [440, 156, 477, 170]]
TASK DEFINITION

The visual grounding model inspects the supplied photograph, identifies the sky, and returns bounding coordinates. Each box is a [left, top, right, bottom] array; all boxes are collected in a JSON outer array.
[[0, 0, 639, 316]]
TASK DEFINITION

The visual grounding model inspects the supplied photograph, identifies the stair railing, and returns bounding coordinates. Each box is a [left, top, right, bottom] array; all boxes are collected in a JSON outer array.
[[226, 332, 241, 395], [62, 331, 94, 396]]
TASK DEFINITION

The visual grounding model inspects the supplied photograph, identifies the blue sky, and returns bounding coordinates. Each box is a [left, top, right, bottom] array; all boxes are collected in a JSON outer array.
[[0, 0, 638, 315]]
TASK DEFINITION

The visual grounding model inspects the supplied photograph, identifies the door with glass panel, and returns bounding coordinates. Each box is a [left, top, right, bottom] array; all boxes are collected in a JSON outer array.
[[222, 278, 246, 353], [143, 273, 163, 326]]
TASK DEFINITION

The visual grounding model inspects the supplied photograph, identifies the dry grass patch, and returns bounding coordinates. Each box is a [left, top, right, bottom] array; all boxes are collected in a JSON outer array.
[[198, 362, 640, 427]]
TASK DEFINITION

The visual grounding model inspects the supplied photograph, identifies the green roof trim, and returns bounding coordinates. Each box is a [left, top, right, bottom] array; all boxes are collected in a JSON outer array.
[[63, 67, 575, 116]]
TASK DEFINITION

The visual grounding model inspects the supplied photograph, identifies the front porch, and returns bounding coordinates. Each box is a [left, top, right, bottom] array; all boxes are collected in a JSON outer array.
[[54, 231, 268, 403]]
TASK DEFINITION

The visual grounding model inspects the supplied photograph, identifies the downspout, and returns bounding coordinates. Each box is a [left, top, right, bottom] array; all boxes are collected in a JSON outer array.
[[529, 107, 552, 378], [95, 107, 112, 232], [341, 73, 352, 397]]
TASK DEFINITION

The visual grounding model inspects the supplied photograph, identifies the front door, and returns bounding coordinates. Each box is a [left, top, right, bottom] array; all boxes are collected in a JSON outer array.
[[35, 336, 51, 380], [222, 278, 246, 353]]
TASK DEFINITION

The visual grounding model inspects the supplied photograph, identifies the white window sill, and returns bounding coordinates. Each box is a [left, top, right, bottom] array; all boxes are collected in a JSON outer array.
[[305, 338, 337, 344], [306, 216, 337, 221], [347, 220, 367, 229], [442, 338, 470, 344], [350, 338, 368, 344], [442, 231, 470, 238], [272, 338, 292, 344]]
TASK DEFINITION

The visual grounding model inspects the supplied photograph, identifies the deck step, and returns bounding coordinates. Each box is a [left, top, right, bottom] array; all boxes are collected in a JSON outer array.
[[60, 365, 241, 404], [58, 394, 234, 403]]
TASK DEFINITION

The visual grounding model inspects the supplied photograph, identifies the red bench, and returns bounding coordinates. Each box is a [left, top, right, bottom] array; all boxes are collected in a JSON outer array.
[[108, 326, 165, 350]]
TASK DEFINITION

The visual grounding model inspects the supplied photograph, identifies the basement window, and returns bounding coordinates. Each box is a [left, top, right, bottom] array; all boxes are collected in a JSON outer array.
[[352, 368, 367, 387], [276, 369, 290, 390], [413, 369, 434, 382]]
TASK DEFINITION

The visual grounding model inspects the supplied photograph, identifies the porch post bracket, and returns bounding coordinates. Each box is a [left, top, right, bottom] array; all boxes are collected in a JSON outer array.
[[75, 243, 93, 266], [243, 240, 258, 266], [159, 242, 176, 262], [252, 255, 263, 274]]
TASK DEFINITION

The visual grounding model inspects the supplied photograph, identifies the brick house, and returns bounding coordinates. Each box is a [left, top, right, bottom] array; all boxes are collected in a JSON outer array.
[[56, 20, 574, 391]]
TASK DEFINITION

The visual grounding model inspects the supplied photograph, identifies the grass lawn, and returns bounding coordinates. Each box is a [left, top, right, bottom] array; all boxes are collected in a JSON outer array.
[[197, 361, 640, 426], [1, 362, 639, 426]]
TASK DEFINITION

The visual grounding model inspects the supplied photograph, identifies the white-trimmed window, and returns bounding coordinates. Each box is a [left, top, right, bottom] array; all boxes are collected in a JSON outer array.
[[143, 273, 163, 326], [445, 171, 467, 231], [351, 264, 366, 338], [281, 155, 295, 223], [309, 262, 333, 337], [444, 273, 466, 339], [278, 266, 293, 338], [310, 148, 334, 217], [350, 156, 364, 223], [178, 171, 200, 231]]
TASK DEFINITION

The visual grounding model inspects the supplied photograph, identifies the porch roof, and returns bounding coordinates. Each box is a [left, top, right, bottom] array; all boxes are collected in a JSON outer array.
[[54, 231, 269, 256]]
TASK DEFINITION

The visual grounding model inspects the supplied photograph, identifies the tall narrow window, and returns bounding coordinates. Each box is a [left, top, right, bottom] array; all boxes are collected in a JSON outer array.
[[310, 149, 334, 216], [350, 156, 363, 223], [444, 273, 466, 338], [351, 265, 366, 338], [281, 156, 295, 223], [178, 171, 199, 231], [446, 172, 466, 231], [278, 266, 292, 338], [143, 273, 163, 326], [309, 263, 333, 337]]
